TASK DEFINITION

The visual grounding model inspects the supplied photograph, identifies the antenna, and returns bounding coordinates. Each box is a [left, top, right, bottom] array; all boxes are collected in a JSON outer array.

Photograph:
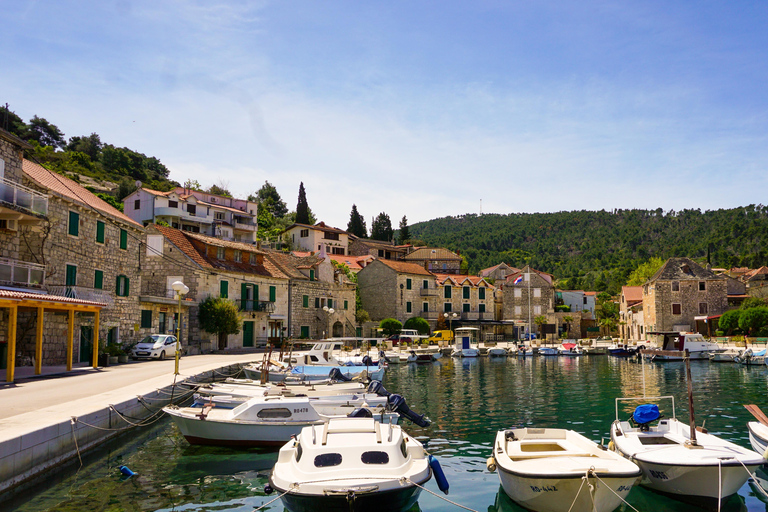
[[480, 199, 482, 215], [135, 180, 142, 190]]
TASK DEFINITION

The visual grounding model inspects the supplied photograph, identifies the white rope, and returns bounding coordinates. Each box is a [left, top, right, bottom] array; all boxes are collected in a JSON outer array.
[[252, 488, 292, 511], [591, 472, 640, 512], [567, 469, 590, 512], [405, 478, 479, 512], [69, 417, 83, 468], [718, 459, 722, 512], [737, 457, 768, 499]]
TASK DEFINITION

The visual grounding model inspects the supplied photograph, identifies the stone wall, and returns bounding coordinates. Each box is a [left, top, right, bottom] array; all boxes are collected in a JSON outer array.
[[289, 280, 356, 339], [646, 278, 727, 332], [357, 262, 398, 321], [0, 135, 24, 183], [502, 273, 555, 333]]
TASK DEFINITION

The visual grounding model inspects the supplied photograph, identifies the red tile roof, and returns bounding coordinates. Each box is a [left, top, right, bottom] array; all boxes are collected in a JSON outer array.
[[434, 273, 494, 288], [0, 289, 106, 307], [375, 259, 434, 276], [621, 286, 643, 304], [23, 159, 143, 228], [327, 253, 374, 271]]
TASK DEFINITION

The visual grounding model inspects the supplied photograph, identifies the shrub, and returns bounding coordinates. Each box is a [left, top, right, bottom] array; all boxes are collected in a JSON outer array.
[[403, 316, 430, 335], [379, 318, 402, 336]]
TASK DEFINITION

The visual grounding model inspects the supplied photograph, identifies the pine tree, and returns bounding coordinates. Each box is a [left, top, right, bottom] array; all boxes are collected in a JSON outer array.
[[296, 182, 310, 225], [370, 212, 393, 241], [398, 215, 410, 244], [347, 204, 367, 237]]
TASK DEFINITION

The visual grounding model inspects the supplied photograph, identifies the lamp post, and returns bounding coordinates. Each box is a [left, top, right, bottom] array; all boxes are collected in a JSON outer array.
[[444, 312, 457, 348], [322, 305, 335, 339], [171, 280, 189, 375]]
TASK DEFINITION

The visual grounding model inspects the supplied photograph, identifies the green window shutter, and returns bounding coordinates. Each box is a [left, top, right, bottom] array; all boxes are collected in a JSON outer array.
[[241, 283, 248, 309], [479, 287, 486, 300], [141, 310, 152, 328], [406, 278, 412, 290], [423, 302, 428, 312], [344, 300, 348, 310], [328, 299, 333, 309], [463, 303, 470, 312], [120, 229, 128, 249], [254, 285, 259, 304], [303, 295, 309, 308], [94, 270, 103, 289], [406, 301, 412, 313], [444, 286, 451, 299], [300, 326, 310, 338], [220, 280, 228, 298], [96, 221, 105, 243], [66, 265, 77, 287], [269, 286, 276, 302], [125, 276, 130, 296], [315, 297, 320, 308], [68, 211, 79, 237], [463, 286, 470, 299], [309, 269, 315, 281], [479, 303, 486, 313]]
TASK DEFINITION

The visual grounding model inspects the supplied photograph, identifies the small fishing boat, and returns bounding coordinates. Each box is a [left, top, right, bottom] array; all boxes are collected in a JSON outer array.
[[610, 396, 764, 508], [487, 427, 641, 512], [607, 343, 641, 357], [709, 348, 741, 362], [516, 345, 529, 357], [745, 405, 768, 455], [640, 332, 721, 361], [244, 362, 385, 384], [734, 348, 767, 365], [558, 342, 583, 356], [451, 327, 480, 357], [268, 413, 443, 512], [537, 347, 558, 356], [486, 346, 509, 357]]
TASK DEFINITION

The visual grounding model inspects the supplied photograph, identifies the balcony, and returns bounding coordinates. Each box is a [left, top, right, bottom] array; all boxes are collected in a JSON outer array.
[[154, 206, 212, 224], [420, 288, 438, 296], [0, 177, 48, 216], [239, 299, 276, 313], [421, 311, 439, 320], [46, 285, 113, 305], [234, 219, 257, 231], [0, 258, 46, 289]]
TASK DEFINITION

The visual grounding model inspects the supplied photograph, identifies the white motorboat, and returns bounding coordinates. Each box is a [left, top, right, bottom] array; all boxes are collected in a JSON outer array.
[[164, 394, 395, 447], [734, 348, 767, 365], [189, 378, 372, 399], [243, 362, 385, 384], [451, 327, 480, 357], [558, 342, 583, 356], [406, 349, 441, 363], [537, 347, 558, 356], [487, 427, 641, 512], [709, 348, 741, 362], [747, 421, 768, 456], [640, 332, 722, 361], [610, 396, 764, 508], [268, 414, 440, 512], [486, 345, 508, 357]]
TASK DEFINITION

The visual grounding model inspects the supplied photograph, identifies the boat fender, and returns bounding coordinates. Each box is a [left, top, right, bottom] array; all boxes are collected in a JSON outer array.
[[608, 440, 615, 451], [429, 455, 449, 494], [486, 457, 497, 472], [264, 484, 274, 495], [118, 465, 135, 478]]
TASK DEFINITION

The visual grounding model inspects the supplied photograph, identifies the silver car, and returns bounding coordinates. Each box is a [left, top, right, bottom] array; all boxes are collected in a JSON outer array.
[[131, 334, 179, 360]]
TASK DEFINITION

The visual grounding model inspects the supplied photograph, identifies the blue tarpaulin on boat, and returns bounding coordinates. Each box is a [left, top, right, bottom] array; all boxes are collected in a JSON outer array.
[[633, 404, 660, 424]]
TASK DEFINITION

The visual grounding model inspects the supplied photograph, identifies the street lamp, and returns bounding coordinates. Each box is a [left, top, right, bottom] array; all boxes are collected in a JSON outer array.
[[171, 280, 189, 375], [322, 305, 335, 339], [444, 312, 458, 347]]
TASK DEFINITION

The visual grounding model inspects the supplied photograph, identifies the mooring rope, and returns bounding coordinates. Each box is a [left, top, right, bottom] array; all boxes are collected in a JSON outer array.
[[405, 478, 479, 512], [252, 488, 293, 511], [718, 459, 723, 512], [69, 417, 83, 468], [591, 471, 640, 512], [737, 457, 768, 499], [567, 469, 590, 512]]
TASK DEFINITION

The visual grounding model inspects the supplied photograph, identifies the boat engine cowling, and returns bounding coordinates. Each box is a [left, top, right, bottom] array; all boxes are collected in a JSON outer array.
[[348, 407, 374, 418], [328, 368, 352, 382], [362, 355, 374, 366], [388, 394, 431, 427], [367, 380, 391, 397]]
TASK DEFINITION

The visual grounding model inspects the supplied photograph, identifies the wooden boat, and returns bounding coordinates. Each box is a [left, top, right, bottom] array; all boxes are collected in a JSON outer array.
[[610, 396, 764, 508], [488, 427, 641, 512], [269, 415, 436, 512]]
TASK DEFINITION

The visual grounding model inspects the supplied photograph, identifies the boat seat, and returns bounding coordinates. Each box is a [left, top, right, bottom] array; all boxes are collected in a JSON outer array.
[[506, 451, 597, 461]]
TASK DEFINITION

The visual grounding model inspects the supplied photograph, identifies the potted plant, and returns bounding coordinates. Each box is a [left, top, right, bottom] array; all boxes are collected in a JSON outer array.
[[105, 343, 123, 365]]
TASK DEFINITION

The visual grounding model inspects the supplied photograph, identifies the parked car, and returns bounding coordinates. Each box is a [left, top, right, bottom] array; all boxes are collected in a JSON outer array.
[[521, 333, 537, 341], [131, 334, 179, 360]]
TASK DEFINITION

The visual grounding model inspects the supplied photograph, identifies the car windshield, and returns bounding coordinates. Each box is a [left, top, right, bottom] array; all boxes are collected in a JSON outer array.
[[140, 335, 165, 344]]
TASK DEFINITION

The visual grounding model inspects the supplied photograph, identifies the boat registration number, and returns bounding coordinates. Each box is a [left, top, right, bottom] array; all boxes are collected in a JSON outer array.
[[293, 408, 309, 413], [649, 470, 668, 480], [530, 485, 558, 493]]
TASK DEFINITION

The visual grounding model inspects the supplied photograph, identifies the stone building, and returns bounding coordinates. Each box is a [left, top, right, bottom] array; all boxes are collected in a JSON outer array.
[[347, 236, 409, 260], [265, 250, 357, 339], [478, 262, 520, 282], [284, 222, 350, 255], [402, 247, 463, 274], [357, 259, 436, 326], [433, 274, 494, 321], [145, 225, 289, 351], [741, 266, 768, 299], [642, 257, 728, 333], [619, 286, 644, 341], [501, 266, 555, 337]]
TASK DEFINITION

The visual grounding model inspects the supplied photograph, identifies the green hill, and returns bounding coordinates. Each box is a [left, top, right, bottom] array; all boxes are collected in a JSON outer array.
[[409, 207, 768, 294]]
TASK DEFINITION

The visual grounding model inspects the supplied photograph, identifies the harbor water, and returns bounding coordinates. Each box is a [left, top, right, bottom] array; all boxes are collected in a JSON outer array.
[[5, 355, 768, 512]]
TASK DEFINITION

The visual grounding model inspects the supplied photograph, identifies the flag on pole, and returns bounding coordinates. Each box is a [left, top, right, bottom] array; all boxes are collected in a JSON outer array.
[[513, 275, 523, 284]]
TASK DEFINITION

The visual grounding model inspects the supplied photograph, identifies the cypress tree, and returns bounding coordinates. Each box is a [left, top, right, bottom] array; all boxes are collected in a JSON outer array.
[[347, 204, 367, 237], [371, 212, 393, 242], [296, 182, 310, 225], [398, 215, 410, 244]]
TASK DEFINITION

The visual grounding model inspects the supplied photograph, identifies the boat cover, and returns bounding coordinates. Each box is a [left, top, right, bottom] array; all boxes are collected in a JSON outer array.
[[633, 404, 660, 424]]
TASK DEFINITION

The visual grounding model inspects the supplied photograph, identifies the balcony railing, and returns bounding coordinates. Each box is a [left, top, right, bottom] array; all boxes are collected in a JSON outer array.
[[0, 177, 48, 216], [164, 289, 197, 301], [0, 257, 46, 289], [239, 299, 276, 313], [420, 288, 438, 296], [234, 219, 257, 231], [421, 311, 439, 320], [46, 285, 114, 305]]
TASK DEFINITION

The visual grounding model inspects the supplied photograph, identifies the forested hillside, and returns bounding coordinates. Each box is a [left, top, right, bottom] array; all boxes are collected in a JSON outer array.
[[409, 207, 768, 294]]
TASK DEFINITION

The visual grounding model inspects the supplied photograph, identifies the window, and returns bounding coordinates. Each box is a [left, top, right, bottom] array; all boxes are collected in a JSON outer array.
[[94, 270, 103, 290], [463, 303, 470, 312], [672, 281, 680, 292], [699, 303, 708, 315], [257, 408, 292, 419], [96, 221, 105, 243], [187, 204, 196, 216], [119, 229, 127, 250], [533, 305, 541, 315], [444, 286, 452, 299], [116, 275, 130, 296], [479, 303, 486, 313], [479, 287, 485, 300], [168, 200, 178, 208], [300, 326, 310, 338], [215, 212, 225, 220], [250, 253, 257, 265], [269, 286, 276, 302], [406, 301, 412, 313], [344, 300, 348, 310], [514, 288, 522, 298], [361, 451, 389, 464], [134, 199, 140, 210], [378, 249, 384, 257], [583, 296, 588, 305], [324, 232, 339, 241], [300, 229, 309, 237], [315, 297, 320, 308], [217, 247, 225, 260], [234, 250, 241, 263], [314, 453, 342, 467], [406, 278, 412, 290], [147, 235, 163, 256], [463, 286, 470, 299], [220, 280, 228, 298], [65, 265, 77, 287], [533, 288, 541, 298], [515, 306, 522, 315], [444, 303, 452, 313], [328, 298, 333, 308], [68, 211, 79, 237], [423, 280, 429, 289], [309, 269, 315, 281], [672, 303, 682, 315], [699, 281, 706, 291], [303, 295, 309, 308], [141, 310, 152, 329], [423, 302, 429, 312]]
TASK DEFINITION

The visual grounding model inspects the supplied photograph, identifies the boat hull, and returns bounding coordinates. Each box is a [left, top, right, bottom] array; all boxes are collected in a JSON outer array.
[[497, 467, 637, 512], [168, 412, 317, 447], [273, 480, 424, 512], [748, 421, 768, 455]]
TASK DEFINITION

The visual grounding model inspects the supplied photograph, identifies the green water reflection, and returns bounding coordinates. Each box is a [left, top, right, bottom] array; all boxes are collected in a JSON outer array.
[[5, 356, 768, 511]]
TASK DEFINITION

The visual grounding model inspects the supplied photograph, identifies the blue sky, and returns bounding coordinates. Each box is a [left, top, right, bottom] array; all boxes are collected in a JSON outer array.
[[3, 1, 768, 230]]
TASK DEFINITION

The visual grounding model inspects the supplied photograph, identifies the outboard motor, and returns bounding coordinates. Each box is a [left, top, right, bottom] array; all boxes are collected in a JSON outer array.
[[362, 355, 373, 367], [367, 380, 391, 397], [328, 367, 352, 382], [348, 407, 374, 418], [632, 404, 661, 432], [388, 394, 431, 427]]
